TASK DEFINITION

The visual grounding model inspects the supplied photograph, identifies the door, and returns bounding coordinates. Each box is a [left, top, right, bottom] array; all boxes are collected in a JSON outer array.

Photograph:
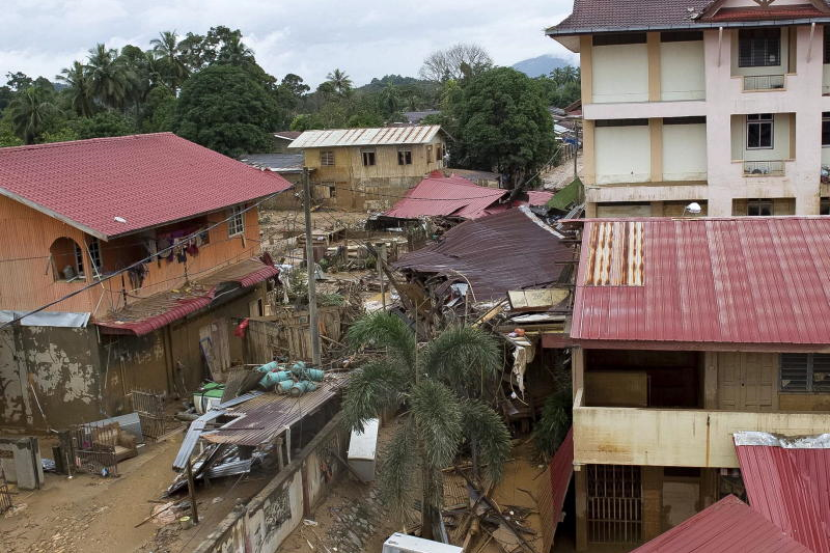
[[717, 352, 776, 411], [199, 320, 231, 382]]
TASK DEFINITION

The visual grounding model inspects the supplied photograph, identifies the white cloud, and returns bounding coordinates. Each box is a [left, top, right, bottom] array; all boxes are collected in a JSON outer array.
[[0, 0, 577, 87]]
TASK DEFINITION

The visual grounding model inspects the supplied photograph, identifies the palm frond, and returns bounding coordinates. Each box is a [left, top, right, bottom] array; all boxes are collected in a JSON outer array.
[[378, 419, 418, 519], [347, 312, 417, 372], [342, 360, 407, 432], [411, 380, 463, 470], [532, 386, 572, 461], [461, 400, 512, 483], [420, 326, 501, 396]]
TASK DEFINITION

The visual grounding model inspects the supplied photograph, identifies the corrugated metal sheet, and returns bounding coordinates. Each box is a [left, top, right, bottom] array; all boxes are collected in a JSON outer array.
[[288, 125, 442, 149], [96, 259, 279, 335], [632, 495, 812, 553], [572, 217, 830, 345], [735, 433, 830, 553], [385, 173, 506, 220], [550, 429, 574, 538], [395, 207, 573, 301], [583, 221, 644, 286]]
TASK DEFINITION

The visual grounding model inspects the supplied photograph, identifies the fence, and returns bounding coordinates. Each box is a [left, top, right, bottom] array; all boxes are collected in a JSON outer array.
[[0, 468, 11, 514], [131, 389, 167, 440], [743, 74, 785, 91], [194, 413, 350, 553], [72, 423, 119, 476], [247, 306, 346, 362], [743, 160, 785, 177]]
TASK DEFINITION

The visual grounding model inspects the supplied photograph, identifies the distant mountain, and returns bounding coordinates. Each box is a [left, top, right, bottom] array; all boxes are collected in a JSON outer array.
[[512, 55, 572, 78]]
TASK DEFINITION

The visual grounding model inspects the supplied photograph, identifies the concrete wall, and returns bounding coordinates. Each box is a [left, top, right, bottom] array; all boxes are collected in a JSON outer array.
[[592, 43, 649, 103], [663, 123, 708, 181], [730, 113, 792, 161], [194, 414, 350, 553], [660, 40, 706, 101], [730, 27, 792, 77], [595, 125, 651, 184]]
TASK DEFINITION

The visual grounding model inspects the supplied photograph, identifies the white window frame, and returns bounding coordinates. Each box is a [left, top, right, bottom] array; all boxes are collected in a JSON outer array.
[[228, 206, 245, 237], [320, 150, 335, 166], [747, 114, 774, 150]]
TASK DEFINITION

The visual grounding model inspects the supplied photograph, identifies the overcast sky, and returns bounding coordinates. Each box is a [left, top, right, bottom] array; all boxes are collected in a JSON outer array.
[[0, 0, 577, 88]]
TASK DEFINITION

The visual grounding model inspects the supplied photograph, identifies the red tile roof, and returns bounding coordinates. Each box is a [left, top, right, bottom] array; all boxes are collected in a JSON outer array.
[[571, 218, 830, 347], [735, 433, 830, 553], [632, 495, 812, 553], [96, 258, 278, 335], [0, 133, 293, 240], [710, 6, 827, 22]]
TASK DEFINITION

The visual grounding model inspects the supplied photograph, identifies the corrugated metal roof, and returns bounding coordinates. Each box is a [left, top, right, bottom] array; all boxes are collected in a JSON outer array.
[[395, 207, 573, 301], [632, 495, 812, 553], [550, 428, 573, 542], [288, 125, 442, 149], [0, 133, 292, 240], [96, 258, 279, 335], [571, 218, 830, 346], [735, 432, 830, 553], [239, 153, 306, 173], [385, 173, 506, 220]]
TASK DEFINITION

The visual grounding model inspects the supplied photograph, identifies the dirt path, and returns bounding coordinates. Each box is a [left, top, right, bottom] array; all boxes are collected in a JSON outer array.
[[0, 431, 268, 553]]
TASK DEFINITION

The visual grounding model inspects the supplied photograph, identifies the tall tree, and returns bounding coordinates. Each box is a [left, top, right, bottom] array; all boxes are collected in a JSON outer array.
[[87, 44, 134, 109], [150, 31, 190, 91], [448, 67, 557, 188], [174, 64, 278, 157], [5, 72, 33, 92], [325, 69, 353, 96], [58, 61, 96, 117], [420, 44, 493, 83], [7, 87, 59, 144], [343, 313, 511, 540]]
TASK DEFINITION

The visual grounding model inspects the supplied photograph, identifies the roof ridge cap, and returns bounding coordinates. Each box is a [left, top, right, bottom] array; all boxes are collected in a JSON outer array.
[[0, 132, 176, 153]]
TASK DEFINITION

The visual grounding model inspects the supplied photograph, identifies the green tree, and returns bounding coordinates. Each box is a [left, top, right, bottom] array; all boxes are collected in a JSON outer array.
[[7, 87, 59, 144], [40, 127, 80, 143], [343, 313, 511, 540], [0, 118, 23, 147], [448, 67, 557, 188], [6, 71, 33, 91], [58, 61, 96, 117], [87, 44, 135, 109], [71, 110, 136, 139], [150, 31, 190, 91], [174, 64, 278, 157], [142, 86, 177, 132], [538, 66, 581, 108], [379, 83, 400, 118], [325, 69, 353, 96]]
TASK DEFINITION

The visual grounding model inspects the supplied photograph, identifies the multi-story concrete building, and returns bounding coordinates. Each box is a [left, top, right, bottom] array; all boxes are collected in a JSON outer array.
[[547, 0, 830, 217]]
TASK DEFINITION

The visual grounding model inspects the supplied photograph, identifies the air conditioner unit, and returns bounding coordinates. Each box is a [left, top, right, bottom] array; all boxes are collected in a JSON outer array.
[[382, 533, 463, 553]]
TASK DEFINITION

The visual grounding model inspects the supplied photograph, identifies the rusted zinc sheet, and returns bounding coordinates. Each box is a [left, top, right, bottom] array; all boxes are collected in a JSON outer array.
[[395, 207, 573, 301], [572, 217, 830, 346], [288, 125, 442, 149]]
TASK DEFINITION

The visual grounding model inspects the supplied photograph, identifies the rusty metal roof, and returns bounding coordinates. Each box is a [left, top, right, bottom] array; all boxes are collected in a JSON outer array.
[[735, 432, 830, 553], [201, 375, 348, 446], [632, 495, 812, 553], [288, 125, 442, 149], [549, 429, 573, 546], [395, 207, 573, 302], [571, 217, 830, 347]]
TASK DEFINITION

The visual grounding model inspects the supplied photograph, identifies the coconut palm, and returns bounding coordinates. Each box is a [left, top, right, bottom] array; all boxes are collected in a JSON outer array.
[[325, 68, 352, 96], [379, 83, 400, 117], [217, 34, 255, 66], [7, 87, 59, 144], [87, 44, 134, 109], [344, 312, 511, 540], [57, 61, 95, 117], [150, 31, 190, 91]]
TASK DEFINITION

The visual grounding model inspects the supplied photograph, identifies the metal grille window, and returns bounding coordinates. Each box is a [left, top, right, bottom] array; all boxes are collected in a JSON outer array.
[[739, 29, 781, 67], [398, 149, 413, 165], [87, 238, 102, 273], [587, 465, 642, 544], [227, 206, 245, 237], [747, 114, 773, 149], [320, 150, 335, 166], [781, 353, 830, 392]]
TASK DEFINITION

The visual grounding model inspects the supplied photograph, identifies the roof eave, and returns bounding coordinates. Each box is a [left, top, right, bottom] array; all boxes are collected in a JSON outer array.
[[0, 187, 109, 241], [545, 16, 830, 37]]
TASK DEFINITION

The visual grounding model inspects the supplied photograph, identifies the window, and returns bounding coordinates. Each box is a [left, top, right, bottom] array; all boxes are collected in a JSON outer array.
[[780, 353, 830, 392], [87, 238, 102, 274], [661, 31, 703, 43], [824, 27, 830, 64], [398, 149, 413, 165], [823, 113, 830, 146], [319, 183, 337, 199], [361, 150, 376, 166], [228, 206, 245, 237], [426, 145, 433, 163], [822, 198, 830, 215], [738, 29, 781, 67], [747, 114, 773, 149], [50, 237, 85, 281], [595, 118, 649, 128], [593, 33, 647, 46], [435, 144, 443, 161], [320, 150, 335, 166], [663, 116, 706, 125], [747, 199, 774, 217]]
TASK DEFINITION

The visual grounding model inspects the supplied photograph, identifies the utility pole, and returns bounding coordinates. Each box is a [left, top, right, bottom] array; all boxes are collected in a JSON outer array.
[[302, 168, 322, 367], [378, 243, 386, 311]]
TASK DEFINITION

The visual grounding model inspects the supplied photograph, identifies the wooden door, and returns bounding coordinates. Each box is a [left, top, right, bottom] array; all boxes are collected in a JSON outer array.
[[717, 353, 743, 410], [199, 320, 231, 382], [717, 353, 777, 411]]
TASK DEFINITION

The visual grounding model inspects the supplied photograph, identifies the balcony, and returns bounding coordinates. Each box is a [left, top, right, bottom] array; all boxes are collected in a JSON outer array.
[[742, 74, 785, 92], [572, 388, 830, 469], [743, 160, 785, 177]]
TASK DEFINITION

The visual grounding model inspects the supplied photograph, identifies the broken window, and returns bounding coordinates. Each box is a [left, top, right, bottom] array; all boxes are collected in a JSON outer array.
[[780, 353, 830, 392], [361, 150, 376, 167], [739, 28, 781, 67], [398, 149, 413, 165], [746, 199, 773, 216], [228, 206, 245, 237], [320, 150, 335, 166], [50, 237, 85, 281], [747, 114, 773, 149]]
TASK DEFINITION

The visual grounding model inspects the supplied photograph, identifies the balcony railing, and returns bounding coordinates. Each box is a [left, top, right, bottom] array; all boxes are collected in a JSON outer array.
[[572, 389, 830, 468], [744, 160, 785, 177], [743, 75, 785, 91]]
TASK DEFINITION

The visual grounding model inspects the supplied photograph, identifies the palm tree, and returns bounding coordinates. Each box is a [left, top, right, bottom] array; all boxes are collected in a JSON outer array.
[[380, 83, 400, 117], [87, 44, 134, 109], [325, 69, 352, 96], [57, 61, 95, 117], [8, 87, 59, 144], [217, 34, 255, 66], [150, 31, 190, 91], [344, 312, 511, 540]]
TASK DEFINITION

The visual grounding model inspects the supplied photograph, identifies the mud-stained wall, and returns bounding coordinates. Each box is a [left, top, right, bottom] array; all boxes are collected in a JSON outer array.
[[101, 330, 169, 413], [0, 326, 102, 432]]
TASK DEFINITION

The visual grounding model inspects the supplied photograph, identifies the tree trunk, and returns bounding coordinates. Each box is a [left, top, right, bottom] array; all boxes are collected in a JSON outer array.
[[421, 464, 439, 541]]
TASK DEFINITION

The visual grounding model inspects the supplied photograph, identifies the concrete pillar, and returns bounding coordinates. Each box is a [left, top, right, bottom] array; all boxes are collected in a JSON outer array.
[[642, 467, 663, 541], [575, 468, 588, 551]]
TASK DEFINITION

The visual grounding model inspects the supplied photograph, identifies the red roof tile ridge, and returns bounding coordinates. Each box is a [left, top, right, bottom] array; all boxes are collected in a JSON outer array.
[[0, 132, 176, 154]]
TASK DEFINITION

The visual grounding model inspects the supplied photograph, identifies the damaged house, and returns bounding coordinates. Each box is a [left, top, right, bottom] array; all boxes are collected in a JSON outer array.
[[0, 133, 292, 432]]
